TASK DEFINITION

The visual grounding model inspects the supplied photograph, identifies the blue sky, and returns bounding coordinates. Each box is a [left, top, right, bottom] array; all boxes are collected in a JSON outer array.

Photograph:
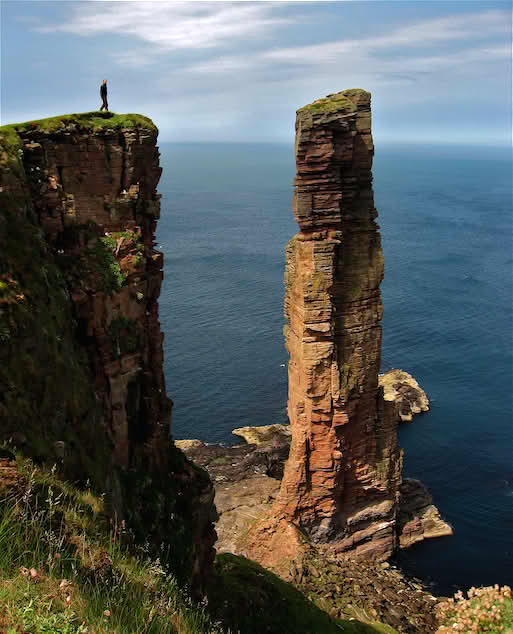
[[1, 1, 511, 144]]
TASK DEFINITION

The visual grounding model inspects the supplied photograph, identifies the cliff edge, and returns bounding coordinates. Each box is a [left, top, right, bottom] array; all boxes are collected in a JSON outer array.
[[0, 112, 216, 595]]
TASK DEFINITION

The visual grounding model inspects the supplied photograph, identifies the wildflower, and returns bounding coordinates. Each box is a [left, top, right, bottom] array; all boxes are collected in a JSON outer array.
[[55, 553, 61, 560], [65, 595, 71, 606], [103, 609, 111, 617]]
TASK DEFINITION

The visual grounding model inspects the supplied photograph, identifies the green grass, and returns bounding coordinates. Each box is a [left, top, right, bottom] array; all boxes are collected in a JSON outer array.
[[297, 88, 369, 114], [0, 111, 157, 138], [90, 236, 127, 293], [0, 456, 227, 634], [0, 456, 403, 634]]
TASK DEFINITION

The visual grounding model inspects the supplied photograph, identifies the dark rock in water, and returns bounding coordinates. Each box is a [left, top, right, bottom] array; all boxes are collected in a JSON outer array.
[[176, 435, 290, 483], [398, 478, 453, 548]]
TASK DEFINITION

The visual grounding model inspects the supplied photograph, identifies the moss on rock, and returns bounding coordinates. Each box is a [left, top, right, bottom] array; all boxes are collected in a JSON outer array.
[[0, 111, 157, 138], [298, 88, 370, 115]]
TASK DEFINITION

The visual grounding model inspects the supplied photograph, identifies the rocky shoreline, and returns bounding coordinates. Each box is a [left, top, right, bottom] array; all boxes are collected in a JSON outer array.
[[175, 370, 452, 633], [176, 427, 441, 633]]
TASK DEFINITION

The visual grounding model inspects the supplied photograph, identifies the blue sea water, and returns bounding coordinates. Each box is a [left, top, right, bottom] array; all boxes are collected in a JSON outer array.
[[156, 141, 512, 596]]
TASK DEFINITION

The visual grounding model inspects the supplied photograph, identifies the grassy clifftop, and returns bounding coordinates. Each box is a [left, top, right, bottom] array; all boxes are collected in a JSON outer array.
[[1, 111, 157, 138]]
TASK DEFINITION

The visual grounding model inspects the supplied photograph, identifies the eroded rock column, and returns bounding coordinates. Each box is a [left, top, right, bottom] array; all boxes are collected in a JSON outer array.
[[265, 90, 402, 562]]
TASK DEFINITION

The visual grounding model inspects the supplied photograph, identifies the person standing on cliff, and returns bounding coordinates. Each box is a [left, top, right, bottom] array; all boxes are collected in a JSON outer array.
[[100, 79, 108, 111]]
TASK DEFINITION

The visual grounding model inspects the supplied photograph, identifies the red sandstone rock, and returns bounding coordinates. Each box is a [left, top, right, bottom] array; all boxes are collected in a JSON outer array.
[[0, 118, 216, 596], [245, 89, 402, 566]]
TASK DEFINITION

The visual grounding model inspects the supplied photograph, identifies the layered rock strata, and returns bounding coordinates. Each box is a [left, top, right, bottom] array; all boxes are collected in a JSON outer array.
[[398, 478, 453, 548], [179, 437, 441, 634], [245, 89, 402, 564], [0, 113, 216, 595]]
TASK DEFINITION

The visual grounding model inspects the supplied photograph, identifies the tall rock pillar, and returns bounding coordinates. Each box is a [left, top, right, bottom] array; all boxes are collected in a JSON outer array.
[[256, 89, 402, 564]]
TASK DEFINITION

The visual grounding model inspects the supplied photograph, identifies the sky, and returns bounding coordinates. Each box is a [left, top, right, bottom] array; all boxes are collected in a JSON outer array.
[[1, 1, 511, 145]]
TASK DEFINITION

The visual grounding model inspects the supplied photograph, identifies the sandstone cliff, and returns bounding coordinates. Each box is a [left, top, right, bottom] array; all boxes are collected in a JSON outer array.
[[243, 90, 402, 566], [0, 112, 216, 595], [243, 90, 451, 573]]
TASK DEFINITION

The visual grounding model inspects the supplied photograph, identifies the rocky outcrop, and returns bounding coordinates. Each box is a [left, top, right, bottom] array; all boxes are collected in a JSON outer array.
[[179, 438, 440, 634], [0, 113, 216, 595], [398, 479, 453, 548], [244, 89, 402, 566], [380, 369, 429, 422], [232, 423, 291, 446], [180, 422, 450, 572]]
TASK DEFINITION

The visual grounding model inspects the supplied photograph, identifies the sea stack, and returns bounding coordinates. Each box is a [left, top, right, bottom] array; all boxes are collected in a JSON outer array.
[[245, 89, 403, 566]]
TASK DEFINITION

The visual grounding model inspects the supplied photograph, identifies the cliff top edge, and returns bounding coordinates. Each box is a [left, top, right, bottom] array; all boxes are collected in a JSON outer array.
[[0, 111, 157, 141], [297, 88, 370, 115]]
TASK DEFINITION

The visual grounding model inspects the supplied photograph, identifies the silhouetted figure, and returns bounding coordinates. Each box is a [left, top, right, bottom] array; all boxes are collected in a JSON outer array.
[[100, 79, 108, 111]]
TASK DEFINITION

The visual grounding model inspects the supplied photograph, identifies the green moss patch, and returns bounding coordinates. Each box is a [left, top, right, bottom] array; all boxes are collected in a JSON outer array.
[[298, 89, 369, 115], [0, 112, 157, 138], [88, 236, 125, 293]]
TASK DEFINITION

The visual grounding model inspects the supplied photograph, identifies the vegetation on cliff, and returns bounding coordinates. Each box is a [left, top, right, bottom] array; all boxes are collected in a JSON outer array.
[[0, 116, 216, 596], [0, 207, 109, 486], [297, 88, 368, 114], [0, 455, 222, 634], [0, 455, 399, 634], [1, 112, 157, 138]]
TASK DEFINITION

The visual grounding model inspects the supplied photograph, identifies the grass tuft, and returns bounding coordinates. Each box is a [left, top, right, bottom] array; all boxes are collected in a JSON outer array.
[[0, 455, 227, 634], [0, 112, 157, 138]]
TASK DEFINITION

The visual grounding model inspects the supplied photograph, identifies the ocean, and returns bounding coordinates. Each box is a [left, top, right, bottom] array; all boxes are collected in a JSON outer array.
[[156, 141, 512, 596]]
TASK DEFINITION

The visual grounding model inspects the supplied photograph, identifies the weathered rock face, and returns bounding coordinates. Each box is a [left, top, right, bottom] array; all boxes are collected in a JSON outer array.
[[279, 89, 402, 557], [179, 438, 440, 634], [398, 478, 453, 548], [0, 114, 216, 595], [244, 90, 402, 564], [379, 369, 430, 423], [232, 423, 292, 446]]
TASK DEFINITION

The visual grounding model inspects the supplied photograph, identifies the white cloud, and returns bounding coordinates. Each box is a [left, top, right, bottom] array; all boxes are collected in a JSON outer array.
[[263, 9, 511, 63], [177, 8, 511, 100], [38, 1, 291, 50]]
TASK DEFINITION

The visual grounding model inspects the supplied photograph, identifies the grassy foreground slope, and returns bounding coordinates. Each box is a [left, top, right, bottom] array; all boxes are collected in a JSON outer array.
[[0, 453, 397, 634]]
